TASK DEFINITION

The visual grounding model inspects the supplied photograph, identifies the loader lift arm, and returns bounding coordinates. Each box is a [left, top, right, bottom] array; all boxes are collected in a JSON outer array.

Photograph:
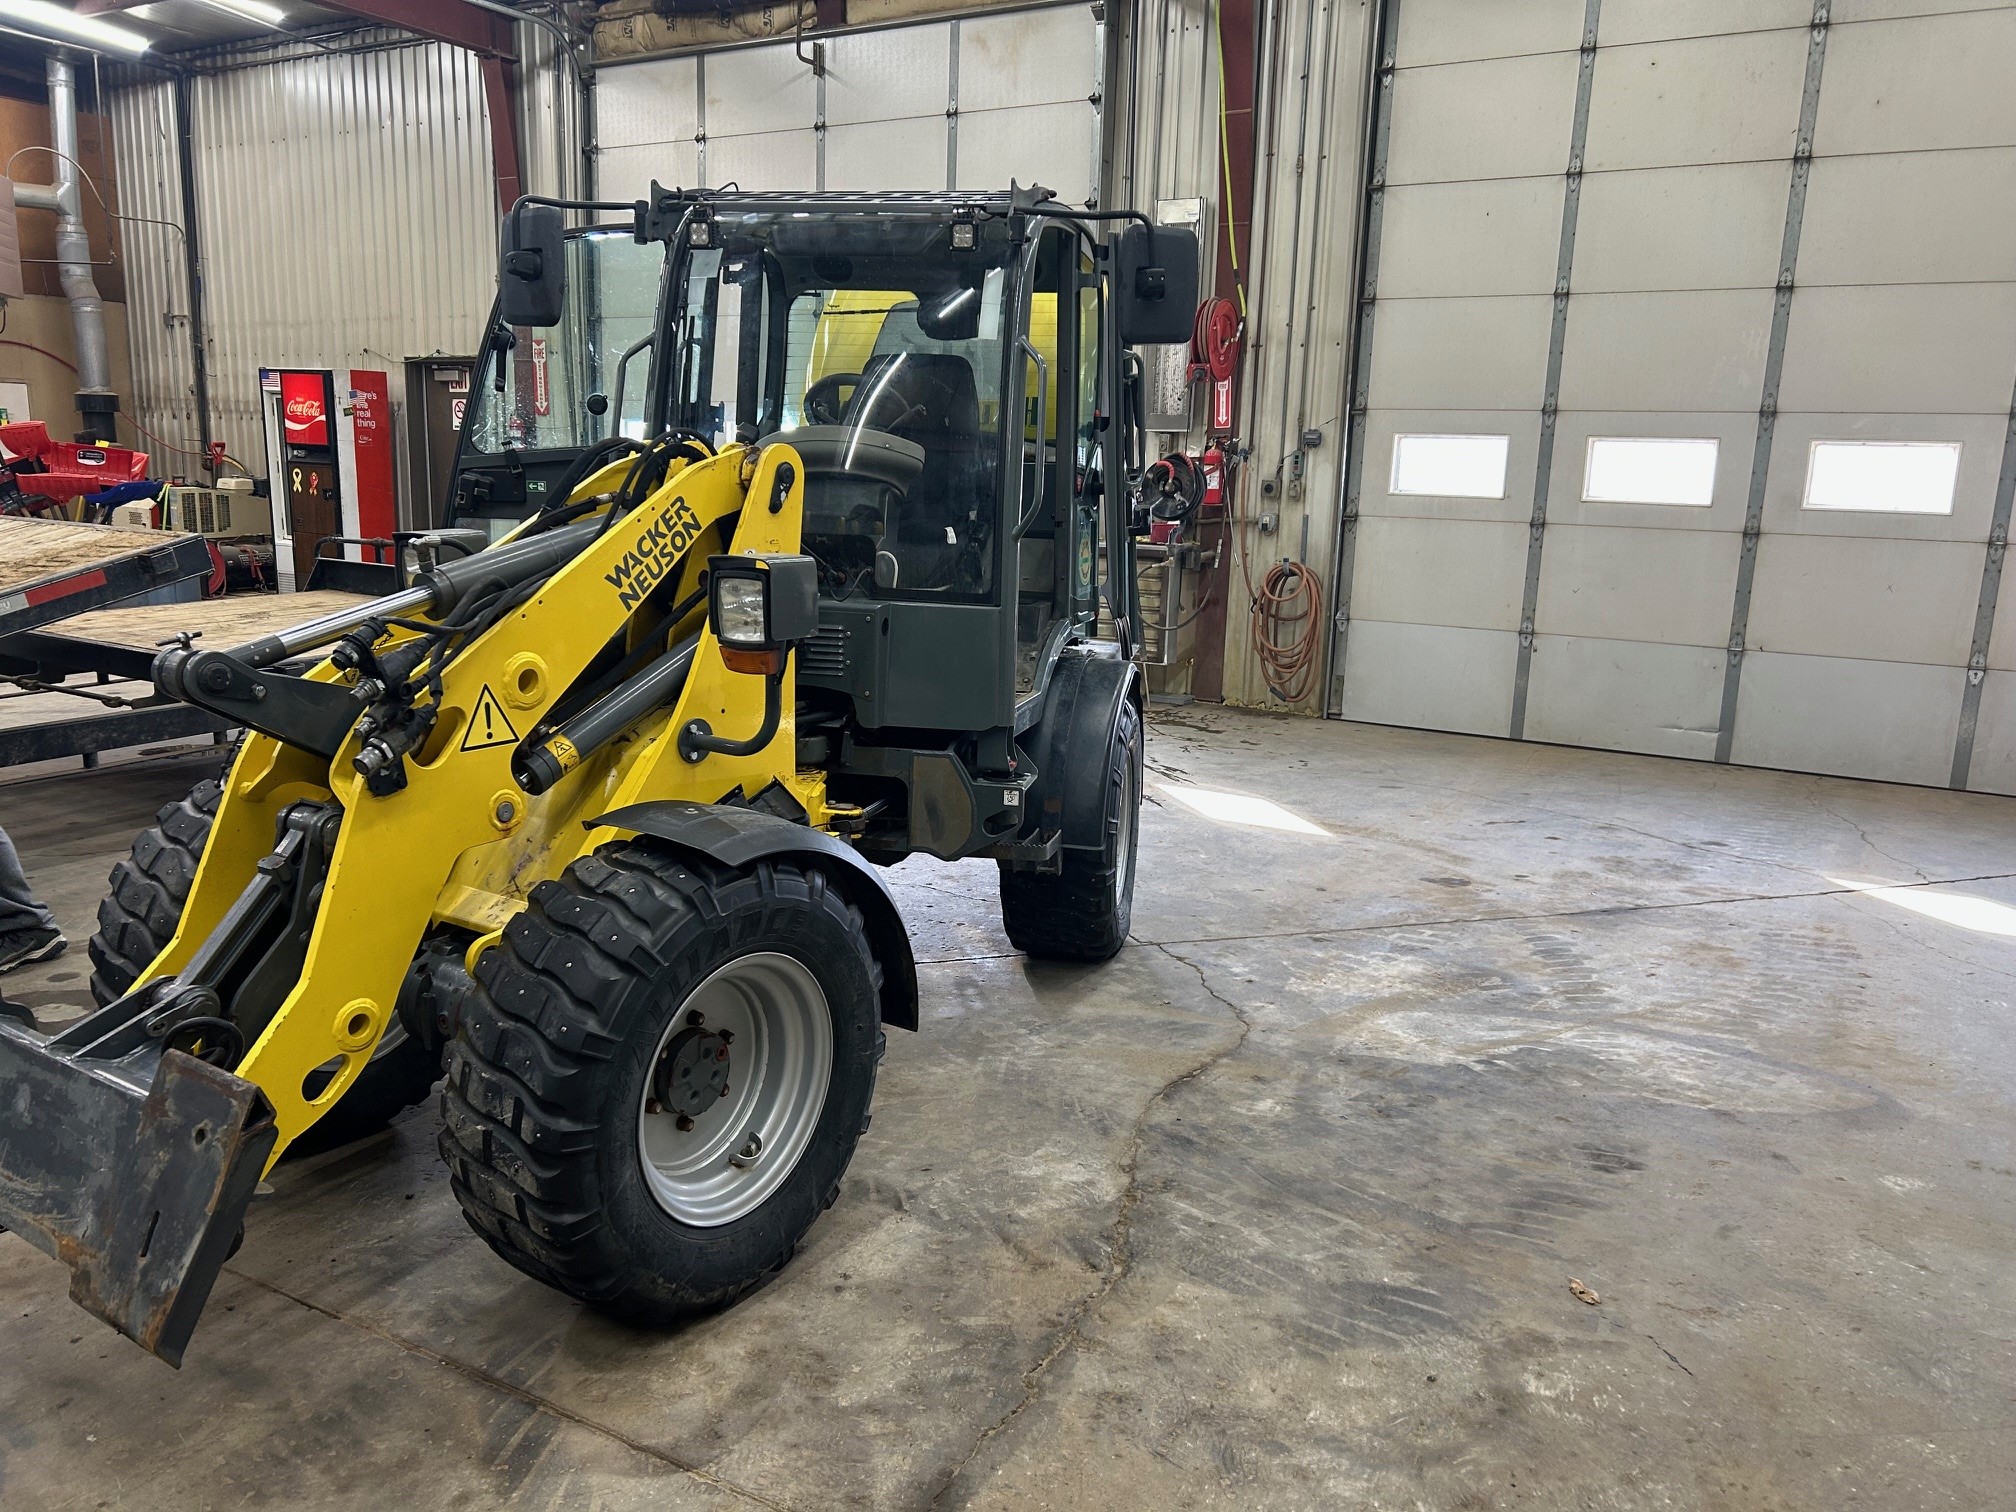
[[0, 438, 830, 1363]]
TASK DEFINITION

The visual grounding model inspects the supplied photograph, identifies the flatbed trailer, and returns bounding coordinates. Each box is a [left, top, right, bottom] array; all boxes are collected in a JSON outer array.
[[0, 517, 367, 767], [0, 517, 213, 638]]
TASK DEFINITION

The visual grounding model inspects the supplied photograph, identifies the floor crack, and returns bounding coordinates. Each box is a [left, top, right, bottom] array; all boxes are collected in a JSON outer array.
[[1647, 1334, 1694, 1377], [924, 944, 1251, 1508], [226, 1268, 794, 1511], [1807, 787, 1932, 883], [910, 870, 2016, 968]]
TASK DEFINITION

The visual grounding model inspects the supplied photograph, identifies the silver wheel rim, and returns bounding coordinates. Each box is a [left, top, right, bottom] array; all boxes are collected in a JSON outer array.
[[637, 952, 833, 1227], [1115, 754, 1138, 904]]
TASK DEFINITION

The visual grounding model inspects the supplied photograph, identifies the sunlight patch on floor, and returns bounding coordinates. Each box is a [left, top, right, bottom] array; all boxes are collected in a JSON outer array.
[[1157, 782, 1328, 836]]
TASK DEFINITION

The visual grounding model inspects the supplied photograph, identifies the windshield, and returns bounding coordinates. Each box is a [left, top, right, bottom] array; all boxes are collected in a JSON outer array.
[[467, 228, 665, 453], [671, 212, 1018, 603]]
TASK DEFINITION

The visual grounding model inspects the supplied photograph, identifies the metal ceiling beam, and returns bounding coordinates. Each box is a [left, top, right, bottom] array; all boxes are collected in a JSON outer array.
[[294, 1, 515, 57]]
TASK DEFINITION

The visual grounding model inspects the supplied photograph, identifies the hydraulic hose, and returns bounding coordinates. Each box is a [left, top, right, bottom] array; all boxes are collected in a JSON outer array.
[[225, 517, 607, 669], [416, 515, 606, 616]]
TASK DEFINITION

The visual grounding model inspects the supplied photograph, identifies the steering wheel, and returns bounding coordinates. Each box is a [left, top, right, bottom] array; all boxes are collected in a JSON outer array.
[[803, 371, 862, 425]]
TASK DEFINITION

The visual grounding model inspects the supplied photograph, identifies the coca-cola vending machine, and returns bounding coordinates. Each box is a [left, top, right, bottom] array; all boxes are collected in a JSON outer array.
[[258, 366, 397, 591]]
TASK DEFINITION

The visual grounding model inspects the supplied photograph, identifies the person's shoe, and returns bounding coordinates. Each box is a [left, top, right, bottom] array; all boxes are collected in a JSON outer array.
[[0, 927, 66, 974]]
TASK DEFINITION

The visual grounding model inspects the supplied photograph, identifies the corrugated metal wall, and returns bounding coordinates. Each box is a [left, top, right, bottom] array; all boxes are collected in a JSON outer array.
[[107, 77, 201, 472], [111, 29, 512, 505], [1110, 0, 1376, 709], [1228, 0, 1372, 710], [519, 20, 590, 202]]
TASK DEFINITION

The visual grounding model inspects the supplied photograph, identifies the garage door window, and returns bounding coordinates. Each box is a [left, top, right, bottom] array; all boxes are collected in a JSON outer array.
[[1582, 437, 1718, 506], [1803, 441, 1961, 515], [1390, 434, 1509, 498]]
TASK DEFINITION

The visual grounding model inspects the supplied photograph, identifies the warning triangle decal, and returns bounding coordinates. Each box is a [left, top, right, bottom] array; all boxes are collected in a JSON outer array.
[[460, 684, 521, 753]]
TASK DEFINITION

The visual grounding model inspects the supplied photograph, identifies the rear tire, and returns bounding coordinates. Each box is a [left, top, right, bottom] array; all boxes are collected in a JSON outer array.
[[438, 844, 884, 1321], [87, 772, 440, 1149], [999, 695, 1142, 961]]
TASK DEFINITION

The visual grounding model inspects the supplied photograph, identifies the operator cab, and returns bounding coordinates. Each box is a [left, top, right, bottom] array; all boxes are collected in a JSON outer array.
[[448, 184, 1195, 843], [675, 220, 1012, 606]]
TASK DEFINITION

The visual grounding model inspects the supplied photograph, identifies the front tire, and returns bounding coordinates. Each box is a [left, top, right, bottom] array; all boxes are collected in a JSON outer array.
[[999, 695, 1142, 961], [438, 845, 884, 1321]]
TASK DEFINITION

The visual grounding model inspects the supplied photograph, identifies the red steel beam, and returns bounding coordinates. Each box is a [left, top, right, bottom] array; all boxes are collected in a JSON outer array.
[[479, 53, 524, 215], [301, 1, 515, 57], [1190, 0, 1259, 705], [300, 5, 524, 212]]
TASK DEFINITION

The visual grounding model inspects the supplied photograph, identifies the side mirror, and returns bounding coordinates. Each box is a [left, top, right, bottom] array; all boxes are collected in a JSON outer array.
[[1113, 223, 1199, 347], [498, 203, 565, 327]]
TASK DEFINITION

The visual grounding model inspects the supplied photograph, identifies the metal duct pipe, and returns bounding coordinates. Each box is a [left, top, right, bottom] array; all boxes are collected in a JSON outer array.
[[46, 53, 117, 442], [11, 182, 58, 212]]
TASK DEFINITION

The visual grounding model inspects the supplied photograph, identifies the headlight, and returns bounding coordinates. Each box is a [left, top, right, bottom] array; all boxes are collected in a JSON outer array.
[[713, 575, 769, 648], [706, 554, 819, 674]]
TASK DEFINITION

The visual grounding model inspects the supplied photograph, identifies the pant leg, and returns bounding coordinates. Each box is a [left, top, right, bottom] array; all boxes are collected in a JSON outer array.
[[0, 824, 59, 935]]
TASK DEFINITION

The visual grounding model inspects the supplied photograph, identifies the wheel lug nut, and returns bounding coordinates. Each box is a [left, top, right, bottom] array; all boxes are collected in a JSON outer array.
[[686, 1010, 705, 1027], [719, 1084, 730, 1098], [675, 1113, 694, 1132], [646, 1098, 661, 1115]]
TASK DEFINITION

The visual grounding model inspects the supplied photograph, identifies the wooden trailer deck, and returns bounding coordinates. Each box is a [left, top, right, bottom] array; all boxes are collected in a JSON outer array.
[[0, 587, 369, 769], [0, 517, 215, 637], [57, 590, 371, 653]]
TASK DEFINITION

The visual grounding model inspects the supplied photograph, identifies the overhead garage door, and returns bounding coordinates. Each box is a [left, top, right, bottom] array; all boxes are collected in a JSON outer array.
[[594, 4, 1102, 204], [1334, 0, 2016, 792]]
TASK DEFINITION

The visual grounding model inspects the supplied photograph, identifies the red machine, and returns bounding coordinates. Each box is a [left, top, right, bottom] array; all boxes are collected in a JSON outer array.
[[0, 420, 149, 507]]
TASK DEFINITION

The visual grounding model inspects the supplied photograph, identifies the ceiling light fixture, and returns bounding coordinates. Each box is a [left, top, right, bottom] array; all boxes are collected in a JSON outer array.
[[188, 0, 290, 25], [0, 0, 152, 54]]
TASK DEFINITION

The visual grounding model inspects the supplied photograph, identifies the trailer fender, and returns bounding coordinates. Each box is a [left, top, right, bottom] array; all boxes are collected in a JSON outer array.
[[586, 802, 920, 1032], [1022, 644, 1142, 853]]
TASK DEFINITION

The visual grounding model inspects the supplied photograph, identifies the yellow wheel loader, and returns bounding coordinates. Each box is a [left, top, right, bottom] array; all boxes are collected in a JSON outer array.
[[0, 184, 1199, 1365]]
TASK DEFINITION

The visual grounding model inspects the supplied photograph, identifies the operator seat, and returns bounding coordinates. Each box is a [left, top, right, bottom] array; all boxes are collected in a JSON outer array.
[[846, 352, 985, 548]]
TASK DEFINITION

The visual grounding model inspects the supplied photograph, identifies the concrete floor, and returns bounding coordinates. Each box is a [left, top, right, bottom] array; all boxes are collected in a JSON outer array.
[[2, 707, 2013, 1510]]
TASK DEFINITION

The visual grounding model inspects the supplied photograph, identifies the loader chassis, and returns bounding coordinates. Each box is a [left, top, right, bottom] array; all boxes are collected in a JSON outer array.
[[0, 184, 1187, 1364]]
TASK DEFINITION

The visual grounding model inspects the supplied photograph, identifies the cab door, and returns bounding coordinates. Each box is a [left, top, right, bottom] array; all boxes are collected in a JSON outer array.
[[1014, 229, 1104, 697]]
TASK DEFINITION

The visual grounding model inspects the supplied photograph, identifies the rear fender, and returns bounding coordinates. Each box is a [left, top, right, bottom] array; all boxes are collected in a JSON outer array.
[[586, 802, 921, 1032], [1021, 644, 1141, 852]]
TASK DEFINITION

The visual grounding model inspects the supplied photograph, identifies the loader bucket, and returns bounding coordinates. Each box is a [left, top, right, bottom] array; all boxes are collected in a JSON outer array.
[[0, 1017, 275, 1367]]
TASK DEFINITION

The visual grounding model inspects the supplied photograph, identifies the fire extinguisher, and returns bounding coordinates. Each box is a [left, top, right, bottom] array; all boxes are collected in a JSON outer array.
[[1199, 444, 1226, 509]]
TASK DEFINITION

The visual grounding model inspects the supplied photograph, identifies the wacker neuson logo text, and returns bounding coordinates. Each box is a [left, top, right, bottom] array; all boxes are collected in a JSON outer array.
[[605, 497, 704, 609]]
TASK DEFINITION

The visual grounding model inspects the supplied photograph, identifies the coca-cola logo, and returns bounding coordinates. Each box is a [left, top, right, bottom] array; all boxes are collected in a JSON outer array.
[[286, 395, 322, 421]]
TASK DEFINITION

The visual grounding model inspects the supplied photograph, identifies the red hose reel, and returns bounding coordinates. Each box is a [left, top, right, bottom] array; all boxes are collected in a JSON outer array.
[[1188, 297, 1241, 433]]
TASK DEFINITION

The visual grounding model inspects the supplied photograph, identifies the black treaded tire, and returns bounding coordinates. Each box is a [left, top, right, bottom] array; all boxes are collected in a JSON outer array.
[[438, 844, 886, 1322], [87, 773, 441, 1150], [88, 776, 224, 1006], [999, 694, 1142, 962]]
